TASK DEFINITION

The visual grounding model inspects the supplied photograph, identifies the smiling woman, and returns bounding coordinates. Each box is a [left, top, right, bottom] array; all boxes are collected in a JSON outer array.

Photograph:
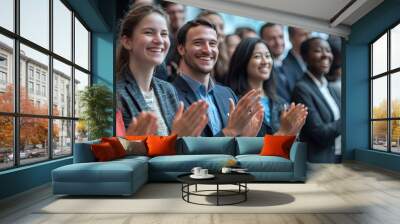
[[116, 4, 208, 137], [292, 37, 341, 163], [226, 37, 286, 136]]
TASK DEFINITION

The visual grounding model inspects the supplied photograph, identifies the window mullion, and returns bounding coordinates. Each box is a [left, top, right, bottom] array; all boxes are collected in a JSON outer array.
[[71, 10, 76, 155]]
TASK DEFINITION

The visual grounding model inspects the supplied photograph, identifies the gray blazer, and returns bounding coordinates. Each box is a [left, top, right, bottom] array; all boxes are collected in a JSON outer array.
[[116, 67, 180, 133]]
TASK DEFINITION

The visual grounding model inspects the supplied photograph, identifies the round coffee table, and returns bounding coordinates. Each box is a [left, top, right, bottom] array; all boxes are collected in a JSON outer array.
[[177, 172, 255, 206]]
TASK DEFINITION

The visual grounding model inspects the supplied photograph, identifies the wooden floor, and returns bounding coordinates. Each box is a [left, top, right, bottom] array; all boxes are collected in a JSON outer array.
[[1, 162, 400, 224]]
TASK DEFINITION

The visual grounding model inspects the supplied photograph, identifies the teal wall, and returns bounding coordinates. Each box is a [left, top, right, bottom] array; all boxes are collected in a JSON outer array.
[[345, 0, 400, 170], [0, 158, 72, 199], [0, 0, 116, 200]]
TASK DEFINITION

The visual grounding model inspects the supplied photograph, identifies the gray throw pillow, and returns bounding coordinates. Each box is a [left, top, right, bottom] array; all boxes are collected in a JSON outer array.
[[118, 137, 147, 156]]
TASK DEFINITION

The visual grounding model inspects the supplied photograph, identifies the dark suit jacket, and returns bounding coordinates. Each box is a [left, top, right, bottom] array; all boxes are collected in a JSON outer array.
[[282, 50, 305, 88], [274, 65, 291, 103], [172, 75, 238, 137], [116, 67, 179, 133], [292, 75, 341, 163], [257, 96, 286, 136]]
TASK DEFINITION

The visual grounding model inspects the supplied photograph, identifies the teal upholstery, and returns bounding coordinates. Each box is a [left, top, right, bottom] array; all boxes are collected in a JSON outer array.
[[235, 137, 263, 155], [236, 155, 293, 172], [149, 154, 235, 181], [178, 137, 235, 155], [52, 157, 148, 195], [52, 137, 307, 195], [73, 139, 100, 163]]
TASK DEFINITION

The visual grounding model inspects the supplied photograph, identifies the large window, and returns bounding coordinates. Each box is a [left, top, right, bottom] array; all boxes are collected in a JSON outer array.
[[370, 23, 400, 153], [0, 0, 91, 171]]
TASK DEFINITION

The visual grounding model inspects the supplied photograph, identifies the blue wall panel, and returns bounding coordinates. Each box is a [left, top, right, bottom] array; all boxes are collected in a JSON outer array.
[[92, 32, 114, 88], [345, 0, 400, 170]]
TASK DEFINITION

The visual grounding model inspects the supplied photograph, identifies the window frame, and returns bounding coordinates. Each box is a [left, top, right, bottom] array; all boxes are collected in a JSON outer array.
[[0, 0, 92, 171], [370, 19, 400, 154]]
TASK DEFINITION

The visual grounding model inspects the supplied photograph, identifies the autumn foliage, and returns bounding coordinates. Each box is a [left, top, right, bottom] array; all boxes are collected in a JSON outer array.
[[372, 99, 400, 142], [0, 84, 59, 150]]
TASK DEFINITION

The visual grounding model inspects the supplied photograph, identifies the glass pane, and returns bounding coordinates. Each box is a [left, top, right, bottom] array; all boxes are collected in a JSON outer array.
[[0, 0, 14, 31], [0, 116, 13, 170], [391, 24, 400, 70], [53, 0, 72, 60], [75, 120, 88, 143], [74, 17, 89, 70], [20, 44, 49, 115], [0, 34, 14, 112], [392, 120, 400, 153], [53, 59, 72, 117], [53, 119, 72, 158], [391, 72, 400, 118], [20, 117, 49, 165], [372, 77, 387, 119], [74, 69, 89, 118], [372, 121, 388, 151], [20, 0, 49, 49], [372, 33, 387, 76]]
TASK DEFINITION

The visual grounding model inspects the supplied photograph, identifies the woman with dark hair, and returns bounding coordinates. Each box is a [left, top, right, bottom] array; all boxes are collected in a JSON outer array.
[[292, 37, 341, 163], [226, 38, 290, 136], [116, 4, 208, 136]]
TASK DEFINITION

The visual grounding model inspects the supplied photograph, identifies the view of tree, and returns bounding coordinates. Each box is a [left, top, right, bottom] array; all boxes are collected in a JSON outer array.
[[0, 84, 59, 151], [372, 99, 400, 143]]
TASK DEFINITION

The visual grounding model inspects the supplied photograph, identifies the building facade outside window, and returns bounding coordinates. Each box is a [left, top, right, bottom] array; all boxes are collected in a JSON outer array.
[[370, 22, 400, 154], [0, 0, 91, 170]]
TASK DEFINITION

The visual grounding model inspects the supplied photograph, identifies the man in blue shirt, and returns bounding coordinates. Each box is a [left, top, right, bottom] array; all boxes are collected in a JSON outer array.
[[173, 19, 308, 137], [173, 19, 264, 137]]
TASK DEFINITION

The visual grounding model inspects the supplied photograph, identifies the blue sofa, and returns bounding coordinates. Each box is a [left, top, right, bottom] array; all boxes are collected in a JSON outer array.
[[52, 137, 307, 196]]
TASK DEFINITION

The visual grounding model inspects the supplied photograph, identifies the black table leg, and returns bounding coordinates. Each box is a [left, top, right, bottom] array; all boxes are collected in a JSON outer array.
[[217, 184, 219, 206]]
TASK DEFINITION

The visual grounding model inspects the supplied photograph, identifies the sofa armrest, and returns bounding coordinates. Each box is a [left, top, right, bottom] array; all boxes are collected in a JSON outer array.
[[289, 141, 307, 181], [73, 140, 100, 163]]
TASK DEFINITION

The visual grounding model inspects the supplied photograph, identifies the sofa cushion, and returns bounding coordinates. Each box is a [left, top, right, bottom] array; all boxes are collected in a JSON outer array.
[[147, 135, 177, 157], [118, 137, 147, 156], [260, 135, 296, 159], [148, 154, 235, 172], [235, 137, 264, 155], [101, 137, 127, 158], [91, 142, 118, 161], [236, 155, 293, 172], [178, 137, 235, 155], [53, 158, 147, 183]]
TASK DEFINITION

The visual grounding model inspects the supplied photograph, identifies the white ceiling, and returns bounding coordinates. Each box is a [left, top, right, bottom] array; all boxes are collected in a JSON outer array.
[[171, 0, 384, 38]]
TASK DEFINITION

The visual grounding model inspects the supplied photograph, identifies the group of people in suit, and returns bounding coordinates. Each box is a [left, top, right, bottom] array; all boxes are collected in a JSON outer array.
[[116, 3, 341, 163]]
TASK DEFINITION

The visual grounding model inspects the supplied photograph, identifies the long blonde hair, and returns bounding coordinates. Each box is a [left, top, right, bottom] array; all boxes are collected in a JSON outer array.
[[116, 4, 168, 80]]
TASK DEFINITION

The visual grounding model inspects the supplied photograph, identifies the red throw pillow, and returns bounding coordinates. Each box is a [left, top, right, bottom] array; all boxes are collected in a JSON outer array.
[[259, 135, 296, 159], [101, 137, 126, 158], [146, 135, 177, 157], [91, 142, 117, 161]]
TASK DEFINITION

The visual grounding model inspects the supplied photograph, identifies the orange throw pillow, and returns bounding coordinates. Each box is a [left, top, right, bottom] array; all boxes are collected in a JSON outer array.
[[146, 135, 177, 157], [101, 137, 126, 158], [125, 135, 147, 141], [259, 135, 296, 159], [91, 142, 117, 161]]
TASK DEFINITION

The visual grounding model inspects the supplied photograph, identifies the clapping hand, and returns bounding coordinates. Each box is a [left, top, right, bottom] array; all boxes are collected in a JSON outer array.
[[126, 112, 158, 136], [171, 100, 209, 137], [223, 89, 264, 137], [275, 103, 308, 136]]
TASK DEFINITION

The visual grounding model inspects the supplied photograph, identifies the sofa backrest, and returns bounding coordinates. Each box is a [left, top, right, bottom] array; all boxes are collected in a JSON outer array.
[[235, 137, 264, 155], [177, 137, 235, 155], [73, 139, 100, 163]]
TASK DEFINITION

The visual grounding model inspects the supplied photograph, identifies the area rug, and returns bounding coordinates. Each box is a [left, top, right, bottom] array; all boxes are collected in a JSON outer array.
[[38, 183, 362, 214]]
